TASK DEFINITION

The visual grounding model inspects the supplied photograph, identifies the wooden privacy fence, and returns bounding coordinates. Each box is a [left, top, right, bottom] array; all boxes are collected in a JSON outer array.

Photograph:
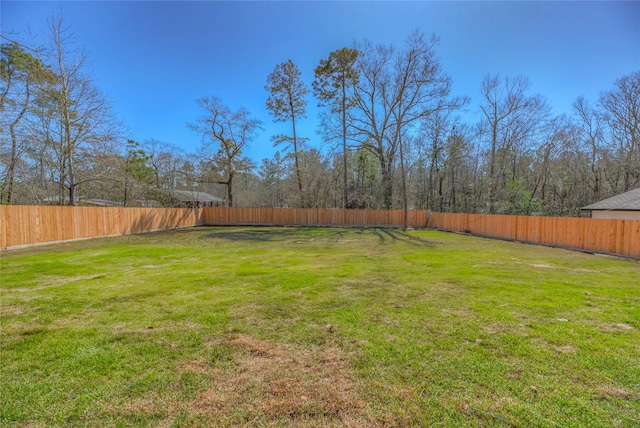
[[200, 207, 431, 228], [428, 212, 640, 259], [1, 206, 428, 250], [2, 206, 639, 258], [1, 205, 199, 249]]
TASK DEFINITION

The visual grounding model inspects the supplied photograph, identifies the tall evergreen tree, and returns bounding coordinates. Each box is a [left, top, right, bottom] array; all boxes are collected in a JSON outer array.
[[313, 48, 359, 208], [265, 60, 308, 206]]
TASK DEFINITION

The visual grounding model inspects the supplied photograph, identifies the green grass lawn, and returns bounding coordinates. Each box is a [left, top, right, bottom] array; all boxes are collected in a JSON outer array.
[[1, 227, 639, 427]]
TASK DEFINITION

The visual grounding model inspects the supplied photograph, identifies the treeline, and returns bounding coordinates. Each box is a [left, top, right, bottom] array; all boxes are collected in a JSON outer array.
[[2, 15, 639, 216]]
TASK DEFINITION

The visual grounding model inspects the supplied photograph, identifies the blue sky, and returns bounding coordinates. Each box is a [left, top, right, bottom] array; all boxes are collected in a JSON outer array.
[[3, 1, 639, 163]]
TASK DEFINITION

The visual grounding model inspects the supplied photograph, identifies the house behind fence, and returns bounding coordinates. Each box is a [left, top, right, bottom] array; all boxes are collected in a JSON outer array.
[[581, 188, 640, 220]]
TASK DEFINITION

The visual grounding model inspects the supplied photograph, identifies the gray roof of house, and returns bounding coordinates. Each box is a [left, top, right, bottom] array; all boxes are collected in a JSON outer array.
[[165, 190, 224, 203], [83, 199, 123, 207], [581, 188, 640, 211]]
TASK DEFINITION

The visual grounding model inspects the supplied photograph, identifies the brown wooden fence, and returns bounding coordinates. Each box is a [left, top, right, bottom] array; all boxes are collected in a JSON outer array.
[[2, 206, 639, 258], [200, 207, 431, 228], [428, 212, 640, 259], [1, 206, 429, 250], [1, 205, 200, 249]]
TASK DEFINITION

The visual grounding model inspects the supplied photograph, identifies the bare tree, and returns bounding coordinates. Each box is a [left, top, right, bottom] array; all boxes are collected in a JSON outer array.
[[351, 30, 467, 225], [189, 96, 261, 207], [415, 111, 471, 212], [34, 13, 121, 205], [479, 74, 550, 213], [599, 70, 640, 191], [142, 139, 184, 189], [573, 96, 606, 200], [0, 42, 52, 203]]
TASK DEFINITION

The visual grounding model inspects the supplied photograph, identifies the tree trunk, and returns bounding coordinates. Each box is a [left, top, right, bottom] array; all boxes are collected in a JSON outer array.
[[123, 174, 129, 207], [399, 134, 408, 229], [450, 167, 456, 212], [66, 129, 76, 205], [291, 112, 304, 207], [6, 117, 23, 204], [227, 171, 234, 207], [381, 162, 394, 210], [488, 116, 498, 214], [3, 84, 30, 204], [342, 79, 349, 209]]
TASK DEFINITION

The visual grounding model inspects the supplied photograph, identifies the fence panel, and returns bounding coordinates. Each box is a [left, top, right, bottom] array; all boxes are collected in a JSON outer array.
[[199, 207, 432, 228], [428, 211, 639, 259], [1, 205, 199, 249]]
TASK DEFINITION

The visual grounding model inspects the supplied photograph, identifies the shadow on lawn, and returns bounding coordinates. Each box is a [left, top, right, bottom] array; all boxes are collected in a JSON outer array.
[[203, 227, 434, 247], [370, 228, 434, 247], [202, 228, 318, 242]]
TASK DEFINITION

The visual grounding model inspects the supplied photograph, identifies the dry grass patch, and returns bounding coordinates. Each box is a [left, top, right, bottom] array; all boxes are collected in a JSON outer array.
[[595, 386, 637, 400], [182, 359, 211, 375], [186, 334, 375, 426], [0, 304, 27, 316], [482, 322, 529, 337], [531, 263, 554, 269], [554, 345, 578, 354], [601, 323, 635, 332], [112, 393, 179, 424]]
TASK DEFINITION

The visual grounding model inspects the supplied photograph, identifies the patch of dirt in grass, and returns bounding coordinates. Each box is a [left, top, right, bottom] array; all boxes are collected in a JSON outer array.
[[182, 359, 211, 375], [117, 393, 174, 420], [595, 386, 636, 400], [186, 334, 375, 426], [482, 322, 529, 336], [440, 305, 476, 319], [0, 304, 27, 316], [531, 263, 554, 269], [601, 323, 635, 332], [554, 345, 578, 354], [506, 369, 523, 379]]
